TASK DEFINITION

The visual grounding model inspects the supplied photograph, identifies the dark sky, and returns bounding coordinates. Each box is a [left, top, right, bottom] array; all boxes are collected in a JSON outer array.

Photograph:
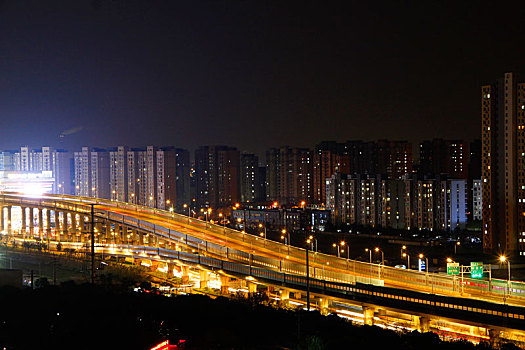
[[1, 0, 525, 156]]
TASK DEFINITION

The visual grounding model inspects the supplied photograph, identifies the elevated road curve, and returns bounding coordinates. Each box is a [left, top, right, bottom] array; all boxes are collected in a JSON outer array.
[[1, 192, 525, 307], [1, 192, 525, 345]]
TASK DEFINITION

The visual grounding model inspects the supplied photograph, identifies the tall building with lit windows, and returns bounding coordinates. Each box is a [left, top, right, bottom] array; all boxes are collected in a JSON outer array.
[[240, 153, 261, 203], [265, 147, 313, 205], [482, 72, 525, 257], [109, 146, 128, 201], [195, 146, 240, 209]]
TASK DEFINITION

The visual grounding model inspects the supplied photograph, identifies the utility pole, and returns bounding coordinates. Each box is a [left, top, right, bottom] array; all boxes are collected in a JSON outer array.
[[306, 239, 310, 311], [90, 204, 95, 284]]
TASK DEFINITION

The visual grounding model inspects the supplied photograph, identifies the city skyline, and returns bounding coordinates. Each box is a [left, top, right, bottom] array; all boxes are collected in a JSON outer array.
[[1, 1, 525, 156]]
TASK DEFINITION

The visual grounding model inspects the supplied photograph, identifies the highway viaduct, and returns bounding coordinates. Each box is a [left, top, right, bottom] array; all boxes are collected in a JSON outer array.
[[0, 192, 524, 347]]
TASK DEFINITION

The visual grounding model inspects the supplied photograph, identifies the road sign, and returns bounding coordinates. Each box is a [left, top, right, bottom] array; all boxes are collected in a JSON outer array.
[[418, 258, 426, 272], [447, 262, 460, 275], [470, 262, 483, 279]]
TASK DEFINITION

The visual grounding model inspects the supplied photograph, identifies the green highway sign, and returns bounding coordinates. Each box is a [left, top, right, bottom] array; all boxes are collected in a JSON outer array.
[[470, 262, 483, 279], [447, 262, 460, 275]]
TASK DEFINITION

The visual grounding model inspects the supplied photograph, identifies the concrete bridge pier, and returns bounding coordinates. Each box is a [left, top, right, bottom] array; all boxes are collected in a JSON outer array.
[[105, 220, 111, 242], [220, 275, 230, 294], [28, 208, 34, 237], [38, 209, 43, 240], [319, 298, 329, 316], [46, 209, 51, 238], [0, 206, 4, 232], [121, 225, 128, 243], [181, 265, 190, 285], [7, 206, 11, 233], [199, 270, 209, 289], [489, 329, 501, 348], [363, 307, 375, 326], [21, 207, 26, 237], [247, 281, 257, 294], [56, 211, 63, 240], [280, 289, 290, 306]]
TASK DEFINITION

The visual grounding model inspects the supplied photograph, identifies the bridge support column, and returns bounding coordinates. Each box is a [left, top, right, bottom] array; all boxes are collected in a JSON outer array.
[[57, 211, 63, 239], [199, 270, 209, 289], [415, 316, 430, 333], [21, 207, 26, 237], [220, 275, 230, 294], [280, 289, 290, 306], [489, 329, 501, 348], [0, 206, 4, 231], [105, 221, 111, 243], [181, 265, 190, 285], [363, 307, 375, 326], [7, 206, 11, 233], [38, 209, 43, 240], [247, 281, 257, 294], [319, 298, 329, 315], [46, 209, 51, 238], [133, 230, 140, 245], [28, 207, 34, 237]]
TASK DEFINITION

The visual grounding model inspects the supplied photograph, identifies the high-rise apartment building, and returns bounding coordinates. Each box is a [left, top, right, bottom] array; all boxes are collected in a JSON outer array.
[[326, 173, 357, 226], [127, 148, 147, 205], [437, 179, 468, 232], [266, 147, 313, 205], [74, 147, 91, 197], [313, 142, 350, 203], [419, 139, 468, 179], [482, 72, 525, 256], [0, 151, 16, 171], [358, 175, 378, 227], [156, 147, 190, 210], [379, 179, 408, 229], [240, 153, 261, 203], [377, 140, 413, 180], [473, 179, 482, 221], [415, 179, 435, 231], [110, 146, 128, 201], [90, 149, 110, 199], [195, 146, 240, 209]]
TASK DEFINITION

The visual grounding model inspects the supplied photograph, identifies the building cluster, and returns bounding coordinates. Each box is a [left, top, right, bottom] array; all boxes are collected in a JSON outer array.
[[0, 146, 72, 194], [3, 73, 525, 258], [0, 139, 481, 234]]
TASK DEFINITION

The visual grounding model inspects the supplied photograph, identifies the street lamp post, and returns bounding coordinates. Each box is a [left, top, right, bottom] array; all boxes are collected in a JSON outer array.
[[90, 204, 96, 284], [258, 223, 266, 239], [282, 229, 289, 246], [375, 247, 384, 265], [419, 253, 429, 289], [183, 204, 190, 223], [305, 237, 311, 311], [499, 255, 511, 297], [219, 213, 226, 233], [332, 243, 340, 257], [454, 241, 460, 255], [375, 247, 384, 280], [340, 241, 348, 259], [308, 235, 317, 253], [402, 252, 410, 270], [365, 248, 372, 284]]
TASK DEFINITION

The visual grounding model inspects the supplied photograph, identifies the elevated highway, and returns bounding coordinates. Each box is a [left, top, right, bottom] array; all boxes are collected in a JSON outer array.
[[1, 192, 524, 345]]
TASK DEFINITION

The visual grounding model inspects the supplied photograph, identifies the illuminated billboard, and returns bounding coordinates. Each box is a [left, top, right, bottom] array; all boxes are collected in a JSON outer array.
[[0, 171, 54, 195]]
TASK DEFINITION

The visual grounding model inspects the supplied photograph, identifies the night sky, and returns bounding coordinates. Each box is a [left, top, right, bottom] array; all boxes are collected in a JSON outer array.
[[1, 0, 525, 156]]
